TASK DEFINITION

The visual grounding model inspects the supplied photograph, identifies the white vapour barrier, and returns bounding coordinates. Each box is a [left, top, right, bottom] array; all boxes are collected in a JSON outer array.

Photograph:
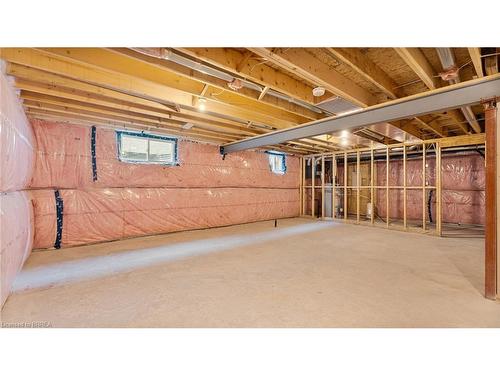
[[0, 191, 33, 306], [0, 69, 35, 191], [0, 69, 35, 307]]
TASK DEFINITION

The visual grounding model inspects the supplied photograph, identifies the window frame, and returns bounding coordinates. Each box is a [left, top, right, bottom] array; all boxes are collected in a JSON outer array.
[[116, 130, 178, 166], [266, 151, 287, 175]]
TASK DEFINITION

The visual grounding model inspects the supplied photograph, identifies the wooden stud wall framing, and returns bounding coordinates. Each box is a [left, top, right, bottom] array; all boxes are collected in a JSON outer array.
[[403, 145, 407, 229], [344, 153, 348, 221], [299, 138, 463, 236], [356, 151, 361, 224], [332, 156, 336, 220], [422, 145, 427, 231], [370, 148, 375, 225], [321, 156, 325, 219], [312, 157, 316, 218], [386, 148, 390, 228], [435, 143, 442, 236], [299, 157, 304, 216]]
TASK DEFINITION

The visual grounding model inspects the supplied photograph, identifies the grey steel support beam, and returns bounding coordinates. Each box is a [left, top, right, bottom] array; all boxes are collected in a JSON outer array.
[[221, 74, 500, 154]]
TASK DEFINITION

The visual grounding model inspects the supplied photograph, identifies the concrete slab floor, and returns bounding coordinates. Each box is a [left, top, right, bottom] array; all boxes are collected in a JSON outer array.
[[1, 218, 499, 327]]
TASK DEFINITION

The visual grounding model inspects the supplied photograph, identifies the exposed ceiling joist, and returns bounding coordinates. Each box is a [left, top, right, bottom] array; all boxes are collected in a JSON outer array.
[[394, 48, 439, 90], [38, 48, 314, 125], [25, 101, 241, 141], [110, 48, 322, 121], [247, 47, 426, 142], [6, 63, 258, 133], [174, 47, 330, 105], [21, 94, 251, 138], [0, 48, 301, 131], [485, 50, 499, 75], [9, 66, 338, 154], [174, 47, 408, 144], [248, 47, 378, 107], [412, 117, 446, 138], [328, 47, 444, 138], [468, 48, 484, 78], [327, 47, 398, 99], [221, 74, 500, 153], [395, 47, 470, 134], [435, 48, 481, 134]]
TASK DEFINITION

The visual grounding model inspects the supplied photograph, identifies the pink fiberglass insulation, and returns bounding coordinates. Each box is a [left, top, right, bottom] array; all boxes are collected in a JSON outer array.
[[375, 153, 485, 224], [30, 187, 300, 248], [0, 191, 34, 306], [29, 119, 92, 188], [29, 119, 299, 189], [27, 119, 300, 249], [1, 69, 35, 307], [0, 70, 35, 192]]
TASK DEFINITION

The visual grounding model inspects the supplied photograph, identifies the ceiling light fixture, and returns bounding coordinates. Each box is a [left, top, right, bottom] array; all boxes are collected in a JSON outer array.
[[198, 97, 207, 111], [227, 78, 244, 91], [312, 86, 326, 97]]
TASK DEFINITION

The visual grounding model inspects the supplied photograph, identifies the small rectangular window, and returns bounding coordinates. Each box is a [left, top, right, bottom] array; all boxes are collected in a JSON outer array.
[[116, 131, 177, 165], [267, 152, 286, 174]]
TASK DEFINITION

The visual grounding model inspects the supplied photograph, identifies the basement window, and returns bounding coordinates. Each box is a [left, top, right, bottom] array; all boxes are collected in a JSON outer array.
[[116, 131, 178, 165], [267, 151, 286, 175]]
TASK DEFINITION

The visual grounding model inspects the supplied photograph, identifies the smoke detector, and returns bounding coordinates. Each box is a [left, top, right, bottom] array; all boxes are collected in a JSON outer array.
[[227, 78, 244, 91], [312, 86, 326, 97]]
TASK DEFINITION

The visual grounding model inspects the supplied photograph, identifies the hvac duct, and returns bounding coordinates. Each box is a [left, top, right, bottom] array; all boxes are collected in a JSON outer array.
[[436, 48, 481, 133], [130, 48, 324, 114]]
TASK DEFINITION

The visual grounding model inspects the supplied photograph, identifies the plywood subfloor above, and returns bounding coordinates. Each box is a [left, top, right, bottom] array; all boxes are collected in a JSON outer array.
[[2, 218, 499, 327]]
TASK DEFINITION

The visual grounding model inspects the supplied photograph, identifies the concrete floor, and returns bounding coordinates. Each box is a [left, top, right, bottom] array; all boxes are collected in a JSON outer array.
[[1, 218, 499, 327]]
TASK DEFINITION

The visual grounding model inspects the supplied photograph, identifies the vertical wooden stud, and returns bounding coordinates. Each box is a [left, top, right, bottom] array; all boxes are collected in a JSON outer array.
[[422, 146, 427, 232], [312, 157, 316, 218], [436, 143, 442, 236], [299, 157, 303, 216], [332, 154, 336, 219], [356, 150, 360, 223], [386, 147, 390, 228], [370, 147, 374, 225], [344, 152, 348, 221], [321, 155, 325, 219], [403, 145, 407, 229]]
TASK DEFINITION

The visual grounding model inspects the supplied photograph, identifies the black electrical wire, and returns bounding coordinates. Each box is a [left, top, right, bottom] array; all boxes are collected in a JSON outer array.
[[428, 190, 433, 223]]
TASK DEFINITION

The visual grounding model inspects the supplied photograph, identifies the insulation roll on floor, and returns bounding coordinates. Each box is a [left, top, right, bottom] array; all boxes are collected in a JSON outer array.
[[0, 191, 34, 306]]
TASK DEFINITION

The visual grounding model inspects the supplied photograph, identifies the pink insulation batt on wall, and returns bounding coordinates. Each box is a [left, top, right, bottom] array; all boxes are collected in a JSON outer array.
[[375, 153, 485, 224], [0, 73, 35, 191], [30, 188, 299, 248], [0, 70, 35, 307], [28, 119, 300, 249], [0, 192, 33, 306], [29, 119, 299, 189]]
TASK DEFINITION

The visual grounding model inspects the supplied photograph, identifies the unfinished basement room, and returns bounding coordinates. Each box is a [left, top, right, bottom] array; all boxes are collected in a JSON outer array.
[[1, 46, 500, 329]]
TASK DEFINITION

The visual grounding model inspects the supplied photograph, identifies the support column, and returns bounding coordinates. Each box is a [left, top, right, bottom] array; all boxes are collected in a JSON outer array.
[[484, 100, 498, 300]]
